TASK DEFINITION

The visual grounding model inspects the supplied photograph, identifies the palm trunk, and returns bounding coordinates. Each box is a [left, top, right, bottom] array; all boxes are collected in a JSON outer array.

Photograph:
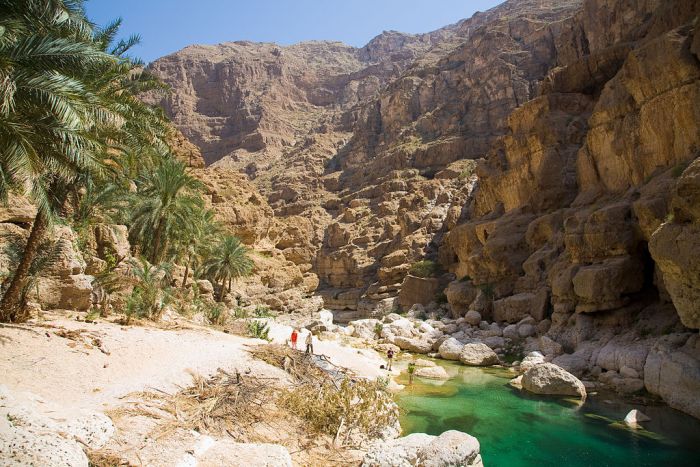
[[151, 219, 165, 263], [219, 276, 227, 302], [227, 277, 232, 296], [0, 210, 48, 322], [181, 253, 191, 289]]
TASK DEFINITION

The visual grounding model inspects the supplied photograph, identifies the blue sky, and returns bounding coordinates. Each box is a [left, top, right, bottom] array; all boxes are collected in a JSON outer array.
[[85, 0, 502, 63]]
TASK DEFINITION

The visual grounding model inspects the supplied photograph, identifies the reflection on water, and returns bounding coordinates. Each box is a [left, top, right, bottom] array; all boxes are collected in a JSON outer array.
[[394, 360, 700, 467]]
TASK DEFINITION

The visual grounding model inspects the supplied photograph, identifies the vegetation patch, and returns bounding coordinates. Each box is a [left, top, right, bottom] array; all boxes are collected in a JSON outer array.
[[409, 259, 441, 278]]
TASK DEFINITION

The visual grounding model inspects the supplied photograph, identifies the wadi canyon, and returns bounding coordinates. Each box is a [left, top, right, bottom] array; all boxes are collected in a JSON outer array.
[[2, 0, 700, 431], [129, 0, 700, 420]]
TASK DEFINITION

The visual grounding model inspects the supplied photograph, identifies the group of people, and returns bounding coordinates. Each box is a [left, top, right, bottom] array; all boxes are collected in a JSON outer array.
[[290, 328, 314, 354]]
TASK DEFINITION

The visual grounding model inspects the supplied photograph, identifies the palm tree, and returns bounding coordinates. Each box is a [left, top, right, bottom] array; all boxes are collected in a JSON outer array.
[[0, 1, 115, 320], [129, 158, 204, 264], [173, 208, 221, 288], [201, 235, 254, 302], [0, 2, 175, 321], [125, 257, 172, 323]]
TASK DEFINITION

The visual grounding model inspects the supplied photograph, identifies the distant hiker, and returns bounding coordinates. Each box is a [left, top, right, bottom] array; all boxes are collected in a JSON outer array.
[[386, 348, 395, 370], [408, 362, 416, 384], [305, 332, 314, 354], [291, 328, 298, 350]]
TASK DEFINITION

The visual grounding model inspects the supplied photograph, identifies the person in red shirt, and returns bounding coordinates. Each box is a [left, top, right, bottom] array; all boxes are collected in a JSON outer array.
[[290, 328, 298, 350]]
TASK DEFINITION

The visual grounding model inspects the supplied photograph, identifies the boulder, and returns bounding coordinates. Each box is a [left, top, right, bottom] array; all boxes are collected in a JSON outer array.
[[350, 319, 382, 340], [459, 343, 499, 366], [464, 310, 482, 326], [362, 433, 435, 467], [389, 318, 417, 338], [415, 430, 482, 467], [393, 336, 433, 354], [509, 375, 523, 389], [644, 334, 700, 418], [518, 324, 536, 338], [519, 351, 546, 374], [319, 309, 335, 327], [438, 338, 464, 361], [623, 409, 650, 428], [503, 324, 519, 340], [539, 336, 564, 357], [414, 366, 450, 380], [521, 363, 586, 398]]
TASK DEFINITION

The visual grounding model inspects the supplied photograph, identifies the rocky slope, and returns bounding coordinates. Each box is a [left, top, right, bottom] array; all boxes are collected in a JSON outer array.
[[4, 0, 695, 419], [145, 0, 700, 418]]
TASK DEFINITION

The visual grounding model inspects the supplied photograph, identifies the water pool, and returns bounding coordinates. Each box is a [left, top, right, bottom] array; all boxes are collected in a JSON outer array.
[[394, 361, 700, 467]]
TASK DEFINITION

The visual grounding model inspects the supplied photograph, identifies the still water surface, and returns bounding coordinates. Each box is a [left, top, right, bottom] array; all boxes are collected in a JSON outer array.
[[395, 361, 700, 467]]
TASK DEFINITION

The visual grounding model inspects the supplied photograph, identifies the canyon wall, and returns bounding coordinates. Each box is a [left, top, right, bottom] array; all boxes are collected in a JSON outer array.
[[147, 0, 700, 416]]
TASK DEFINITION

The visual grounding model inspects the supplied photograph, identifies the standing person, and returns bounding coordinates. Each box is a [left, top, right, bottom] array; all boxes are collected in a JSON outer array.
[[305, 332, 314, 355], [408, 362, 416, 385], [291, 328, 298, 350], [386, 348, 394, 371]]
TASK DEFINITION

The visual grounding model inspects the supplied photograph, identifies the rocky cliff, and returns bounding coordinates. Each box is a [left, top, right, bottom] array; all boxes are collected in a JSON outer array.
[[146, 0, 700, 416]]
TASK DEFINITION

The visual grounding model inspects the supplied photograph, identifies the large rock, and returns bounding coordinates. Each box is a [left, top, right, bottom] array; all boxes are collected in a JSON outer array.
[[350, 319, 382, 340], [415, 430, 482, 467], [438, 338, 464, 361], [0, 386, 114, 467], [362, 433, 435, 467], [398, 275, 440, 311], [519, 351, 546, 374], [362, 430, 482, 467], [459, 343, 499, 366], [414, 366, 450, 380], [644, 334, 700, 419], [493, 290, 548, 323], [393, 336, 433, 354], [521, 363, 586, 398]]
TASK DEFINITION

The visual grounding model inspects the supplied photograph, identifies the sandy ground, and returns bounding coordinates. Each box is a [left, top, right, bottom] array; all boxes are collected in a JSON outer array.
[[0, 312, 388, 420]]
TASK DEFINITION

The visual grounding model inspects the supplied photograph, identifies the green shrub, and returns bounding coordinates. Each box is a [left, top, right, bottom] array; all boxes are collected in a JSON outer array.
[[247, 320, 271, 341], [206, 303, 227, 326], [232, 307, 249, 319], [409, 260, 440, 278], [671, 163, 687, 178], [253, 305, 275, 318], [374, 322, 384, 338], [279, 378, 397, 446]]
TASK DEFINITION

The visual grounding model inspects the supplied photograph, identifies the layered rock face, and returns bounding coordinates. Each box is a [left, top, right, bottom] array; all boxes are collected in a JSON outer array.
[[149, 0, 700, 417]]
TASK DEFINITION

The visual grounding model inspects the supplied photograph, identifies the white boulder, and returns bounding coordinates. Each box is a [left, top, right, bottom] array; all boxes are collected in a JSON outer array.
[[521, 363, 587, 398], [459, 343, 499, 366]]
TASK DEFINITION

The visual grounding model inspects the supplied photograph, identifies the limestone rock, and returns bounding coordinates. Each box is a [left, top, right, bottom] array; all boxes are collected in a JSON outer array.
[[519, 351, 546, 374], [459, 343, 499, 366], [415, 430, 482, 467], [438, 338, 464, 361], [464, 310, 482, 327], [521, 363, 587, 398], [393, 336, 433, 354], [362, 433, 435, 467], [624, 409, 651, 428], [644, 334, 700, 418], [414, 366, 450, 380]]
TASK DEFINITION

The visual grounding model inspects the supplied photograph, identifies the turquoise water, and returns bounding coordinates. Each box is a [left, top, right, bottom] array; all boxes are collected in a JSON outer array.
[[395, 361, 700, 467]]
